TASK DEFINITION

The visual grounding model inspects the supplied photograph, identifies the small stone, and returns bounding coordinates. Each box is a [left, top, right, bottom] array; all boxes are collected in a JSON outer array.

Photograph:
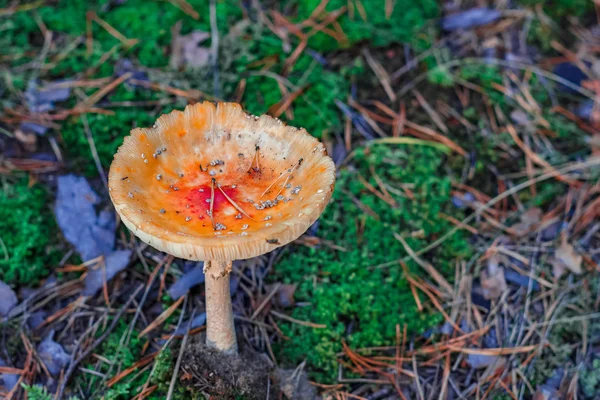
[[159, 208, 166, 214], [235, 213, 242, 219], [186, 216, 192, 221], [156, 174, 162, 181], [241, 224, 248, 230], [241, 232, 248, 236], [128, 192, 134, 199], [214, 223, 226, 231]]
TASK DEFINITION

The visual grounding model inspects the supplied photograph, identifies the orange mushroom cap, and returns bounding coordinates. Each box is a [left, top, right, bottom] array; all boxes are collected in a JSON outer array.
[[108, 102, 335, 261]]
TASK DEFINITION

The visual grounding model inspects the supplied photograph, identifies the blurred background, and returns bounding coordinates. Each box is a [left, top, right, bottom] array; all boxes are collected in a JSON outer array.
[[1, 0, 600, 398]]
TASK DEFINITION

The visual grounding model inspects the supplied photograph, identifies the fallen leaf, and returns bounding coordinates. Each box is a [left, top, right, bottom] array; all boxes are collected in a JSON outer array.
[[168, 262, 205, 300], [14, 129, 37, 152], [54, 174, 115, 261], [511, 207, 542, 237], [481, 255, 508, 300], [38, 332, 70, 376], [552, 237, 583, 278], [467, 353, 502, 369], [441, 8, 501, 31], [19, 121, 49, 136], [0, 358, 19, 392], [25, 80, 71, 112], [268, 283, 297, 308], [170, 24, 210, 70], [0, 281, 17, 317], [83, 250, 132, 296], [172, 313, 206, 336]]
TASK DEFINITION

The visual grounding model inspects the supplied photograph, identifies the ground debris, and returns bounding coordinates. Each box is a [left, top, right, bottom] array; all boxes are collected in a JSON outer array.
[[54, 174, 115, 261], [170, 24, 211, 70], [0, 280, 17, 317], [181, 341, 274, 400], [168, 262, 205, 299], [441, 7, 501, 31], [552, 236, 583, 277], [38, 331, 70, 377], [83, 249, 132, 296], [25, 80, 71, 112]]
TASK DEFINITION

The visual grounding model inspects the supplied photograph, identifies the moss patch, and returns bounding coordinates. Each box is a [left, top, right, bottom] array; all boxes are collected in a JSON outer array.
[[0, 179, 59, 285], [274, 144, 472, 381]]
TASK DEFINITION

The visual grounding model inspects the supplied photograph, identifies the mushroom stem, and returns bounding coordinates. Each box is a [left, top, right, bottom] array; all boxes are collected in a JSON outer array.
[[204, 260, 238, 355]]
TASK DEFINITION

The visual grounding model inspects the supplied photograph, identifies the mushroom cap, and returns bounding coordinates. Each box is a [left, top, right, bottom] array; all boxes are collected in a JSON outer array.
[[108, 102, 335, 261]]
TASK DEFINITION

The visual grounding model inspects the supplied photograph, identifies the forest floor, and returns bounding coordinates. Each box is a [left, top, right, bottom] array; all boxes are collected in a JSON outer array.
[[1, 0, 600, 399]]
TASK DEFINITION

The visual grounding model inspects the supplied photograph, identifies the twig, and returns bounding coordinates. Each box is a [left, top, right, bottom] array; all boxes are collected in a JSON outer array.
[[166, 309, 194, 400], [209, 0, 220, 98], [270, 310, 326, 328], [82, 114, 108, 192]]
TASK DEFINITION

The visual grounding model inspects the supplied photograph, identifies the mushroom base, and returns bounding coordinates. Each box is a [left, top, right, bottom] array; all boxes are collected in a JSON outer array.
[[204, 260, 238, 355]]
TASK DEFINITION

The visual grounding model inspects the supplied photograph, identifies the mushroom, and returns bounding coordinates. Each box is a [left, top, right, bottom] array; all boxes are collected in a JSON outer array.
[[108, 102, 335, 354]]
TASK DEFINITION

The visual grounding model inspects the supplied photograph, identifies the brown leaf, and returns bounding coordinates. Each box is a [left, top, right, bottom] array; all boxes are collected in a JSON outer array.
[[481, 255, 508, 300], [170, 24, 210, 70], [511, 207, 542, 237], [552, 237, 582, 278], [14, 129, 37, 152]]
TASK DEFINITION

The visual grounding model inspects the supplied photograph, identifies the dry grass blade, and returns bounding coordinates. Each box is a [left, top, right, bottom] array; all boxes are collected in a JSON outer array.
[[79, 72, 132, 109], [367, 137, 452, 153], [267, 84, 309, 118], [87, 11, 138, 48], [138, 296, 185, 338], [357, 174, 396, 207], [446, 344, 537, 355], [394, 233, 453, 295], [413, 89, 448, 134], [505, 124, 580, 187], [270, 310, 326, 328], [168, 0, 199, 19], [363, 48, 396, 102], [217, 183, 255, 220], [107, 352, 158, 387]]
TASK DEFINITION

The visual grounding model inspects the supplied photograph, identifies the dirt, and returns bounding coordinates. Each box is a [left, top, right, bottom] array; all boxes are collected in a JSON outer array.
[[181, 337, 318, 399], [181, 338, 274, 399]]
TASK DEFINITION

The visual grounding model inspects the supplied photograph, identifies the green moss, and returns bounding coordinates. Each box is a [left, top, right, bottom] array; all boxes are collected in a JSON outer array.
[[0, 179, 59, 285], [290, 0, 439, 50], [274, 144, 472, 381], [60, 101, 157, 175], [5, 0, 242, 71], [23, 384, 77, 400], [518, 0, 594, 18], [581, 358, 600, 399]]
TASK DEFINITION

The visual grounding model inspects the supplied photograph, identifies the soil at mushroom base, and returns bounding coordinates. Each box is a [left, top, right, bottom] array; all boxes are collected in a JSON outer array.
[[108, 102, 335, 356]]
